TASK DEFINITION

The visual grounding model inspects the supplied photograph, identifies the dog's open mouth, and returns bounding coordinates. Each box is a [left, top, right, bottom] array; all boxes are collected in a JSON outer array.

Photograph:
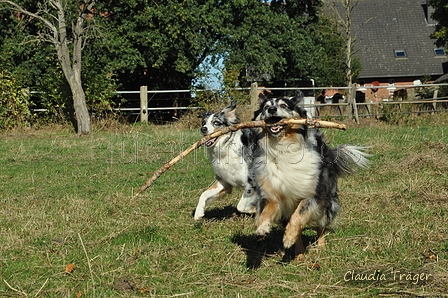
[[265, 117, 284, 134], [270, 125, 283, 134], [205, 137, 217, 147]]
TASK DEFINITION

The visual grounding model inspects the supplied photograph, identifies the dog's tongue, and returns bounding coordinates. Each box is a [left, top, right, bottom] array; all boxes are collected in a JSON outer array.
[[205, 138, 216, 147], [270, 125, 283, 133]]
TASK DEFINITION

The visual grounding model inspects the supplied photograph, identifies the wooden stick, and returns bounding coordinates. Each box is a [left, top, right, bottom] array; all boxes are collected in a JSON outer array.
[[134, 118, 346, 196]]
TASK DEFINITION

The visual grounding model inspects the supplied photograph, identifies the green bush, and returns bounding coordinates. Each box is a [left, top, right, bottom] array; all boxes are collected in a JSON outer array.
[[0, 71, 32, 130]]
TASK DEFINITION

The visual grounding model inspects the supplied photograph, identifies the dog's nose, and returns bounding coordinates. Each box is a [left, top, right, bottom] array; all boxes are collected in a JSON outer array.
[[201, 126, 208, 135], [267, 106, 277, 114]]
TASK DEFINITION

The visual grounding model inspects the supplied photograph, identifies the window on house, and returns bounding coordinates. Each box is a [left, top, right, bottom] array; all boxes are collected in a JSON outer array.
[[434, 48, 446, 56], [394, 50, 407, 58]]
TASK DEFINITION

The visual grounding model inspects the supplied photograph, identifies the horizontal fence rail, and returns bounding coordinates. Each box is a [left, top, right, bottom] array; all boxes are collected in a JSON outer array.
[[25, 83, 448, 123], [307, 98, 448, 118]]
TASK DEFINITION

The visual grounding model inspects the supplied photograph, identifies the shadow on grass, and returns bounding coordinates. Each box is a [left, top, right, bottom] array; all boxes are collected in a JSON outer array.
[[232, 228, 317, 269], [231, 228, 284, 269], [193, 205, 317, 269], [198, 205, 254, 221]]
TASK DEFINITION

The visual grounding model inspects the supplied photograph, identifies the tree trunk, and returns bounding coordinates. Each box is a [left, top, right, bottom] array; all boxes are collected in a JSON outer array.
[[344, 0, 353, 87], [54, 0, 92, 135], [0, 0, 94, 135], [71, 83, 91, 135], [57, 44, 91, 135]]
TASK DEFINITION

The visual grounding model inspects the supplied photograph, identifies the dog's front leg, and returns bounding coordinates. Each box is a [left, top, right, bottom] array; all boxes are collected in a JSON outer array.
[[236, 185, 258, 214], [254, 198, 279, 236], [283, 199, 312, 261], [194, 181, 227, 221]]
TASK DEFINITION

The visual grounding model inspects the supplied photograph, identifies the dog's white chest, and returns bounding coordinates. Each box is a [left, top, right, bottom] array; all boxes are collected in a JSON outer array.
[[208, 133, 247, 187], [258, 135, 321, 202]]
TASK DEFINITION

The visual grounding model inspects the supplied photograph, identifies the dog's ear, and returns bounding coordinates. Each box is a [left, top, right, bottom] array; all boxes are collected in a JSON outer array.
[[199, 111, 213, 120], [289, 90, 308, 118], [294, 89, 304, 99], [259, 93, 267, 102], [290, 90, 304, 106], [221, 101, 239, 124]]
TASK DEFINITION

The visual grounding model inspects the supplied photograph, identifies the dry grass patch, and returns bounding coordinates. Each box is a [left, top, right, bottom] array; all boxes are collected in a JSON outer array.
[[1, 118, 447, 297]]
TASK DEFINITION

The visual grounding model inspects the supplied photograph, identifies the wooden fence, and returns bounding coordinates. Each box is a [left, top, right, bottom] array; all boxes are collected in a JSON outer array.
[[114, 83, 448, 123], [28, 83, 448, 123]]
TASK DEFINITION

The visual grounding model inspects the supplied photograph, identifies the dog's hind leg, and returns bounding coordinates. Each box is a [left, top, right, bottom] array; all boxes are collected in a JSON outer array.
[[316, 226, 326, 248], [283, 199, 314, 261], [194, 181, 228, 221]]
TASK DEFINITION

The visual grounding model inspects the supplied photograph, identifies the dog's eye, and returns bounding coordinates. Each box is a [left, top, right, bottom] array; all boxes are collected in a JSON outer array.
[[213, 120, 222, 126], [280, 104, 288, 109], [264, 105, 270, 110]]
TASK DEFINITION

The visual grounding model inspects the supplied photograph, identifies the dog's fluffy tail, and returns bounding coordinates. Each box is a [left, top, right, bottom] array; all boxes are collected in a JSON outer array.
[[335, 145, 372, 174]]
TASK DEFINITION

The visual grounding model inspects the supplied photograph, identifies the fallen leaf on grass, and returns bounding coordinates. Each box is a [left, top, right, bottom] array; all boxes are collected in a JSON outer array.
[[64, 263, 75, 274], [308, 263, 322, 270], [76, 291, 82, 298], [139, 288, 151, 293]]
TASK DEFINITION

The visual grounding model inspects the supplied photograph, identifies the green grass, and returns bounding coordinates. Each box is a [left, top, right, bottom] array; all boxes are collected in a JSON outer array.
[[1, 117, 447, 297]]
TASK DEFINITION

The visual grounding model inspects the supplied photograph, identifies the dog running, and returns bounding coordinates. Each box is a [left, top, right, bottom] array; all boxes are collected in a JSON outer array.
[[194, 102, 259, 221], [250, 92, 370, 260]]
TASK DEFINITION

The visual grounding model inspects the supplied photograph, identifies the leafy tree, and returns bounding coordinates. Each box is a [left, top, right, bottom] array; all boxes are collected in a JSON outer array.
[[0, 0, 352, 131], [0, 2, 128, 124], [95, 0, 234, 90], [96, 0, 346, 90], [0, 0, 104, 135], [223, 0, 347, 87], [429, 0, 448, 47], [1, 3, 69, 122]]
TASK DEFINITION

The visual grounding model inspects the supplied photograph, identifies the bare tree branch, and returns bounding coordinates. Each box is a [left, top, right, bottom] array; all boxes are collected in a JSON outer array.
[[0, 0, 58, 40]]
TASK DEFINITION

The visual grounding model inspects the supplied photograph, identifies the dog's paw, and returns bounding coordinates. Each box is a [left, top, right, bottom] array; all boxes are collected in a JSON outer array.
[[236, 198, 258, 214], [283, 234, 297, 249], [238, 206, 257, 214], [246, 206, 257, 214], [254, 222, 271, 237], [193, 209, 204, 221]]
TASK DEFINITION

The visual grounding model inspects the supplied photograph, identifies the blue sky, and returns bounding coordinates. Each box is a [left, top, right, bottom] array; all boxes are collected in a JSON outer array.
[[195, 57, 224, 90]]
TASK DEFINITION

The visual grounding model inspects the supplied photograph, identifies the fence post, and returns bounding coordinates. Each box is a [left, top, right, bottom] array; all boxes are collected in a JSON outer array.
[[432, 89, 439, 114], [352, 83, 359, 124], [140, 85, 148, 123], [250, 82, 258, 111], [365, 95, 372, 117], [347, 85, 353, 121]]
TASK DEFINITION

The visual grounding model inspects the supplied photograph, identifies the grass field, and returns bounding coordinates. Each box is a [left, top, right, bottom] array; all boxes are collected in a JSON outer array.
[[1, 116, 447, 297]]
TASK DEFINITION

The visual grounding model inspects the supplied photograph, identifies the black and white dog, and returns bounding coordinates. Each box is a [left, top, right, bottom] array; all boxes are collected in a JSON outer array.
[[251, 92, 370, 260], [194, 102, 259, 221]]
